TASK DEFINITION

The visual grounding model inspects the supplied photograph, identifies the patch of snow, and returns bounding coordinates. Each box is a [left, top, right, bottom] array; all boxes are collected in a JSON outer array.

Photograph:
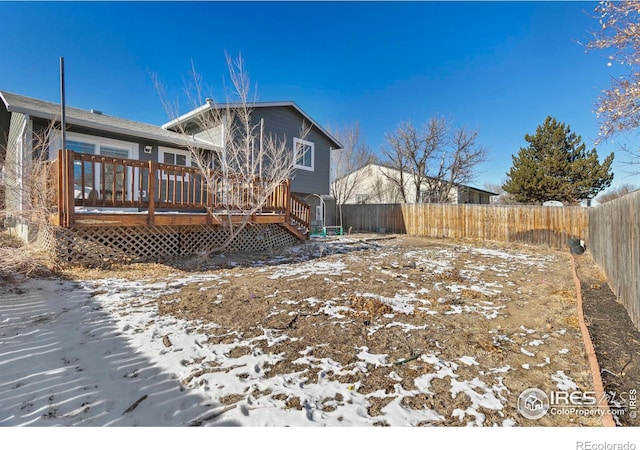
[[520, 347, 536, 357], [552, 371, 578, 391], [356, 347, 390, 367], [459, 356, 480, 366], [267, 260, 347, 280]]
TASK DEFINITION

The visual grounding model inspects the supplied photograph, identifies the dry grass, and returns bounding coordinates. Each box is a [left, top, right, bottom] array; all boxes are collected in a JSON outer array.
[[0, 231, 57, 283]]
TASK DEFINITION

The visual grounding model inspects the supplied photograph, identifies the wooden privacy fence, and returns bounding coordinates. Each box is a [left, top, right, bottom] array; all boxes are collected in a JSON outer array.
[[589, 190, 640, 331], [341, 203, 589, 249]]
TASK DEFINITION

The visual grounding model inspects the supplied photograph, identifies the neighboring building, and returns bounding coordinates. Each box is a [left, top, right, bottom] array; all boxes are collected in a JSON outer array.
[[336, 162, 498, 205], [163, 101, 342, 228]]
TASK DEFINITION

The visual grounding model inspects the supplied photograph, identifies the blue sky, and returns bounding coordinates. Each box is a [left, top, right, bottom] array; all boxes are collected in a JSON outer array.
[[1, 1, 637, 190]]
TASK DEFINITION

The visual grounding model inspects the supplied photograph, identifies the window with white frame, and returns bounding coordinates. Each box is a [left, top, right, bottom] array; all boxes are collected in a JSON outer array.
[[355, 194, 368, 204], [159, 147, 192, 181], [161, 150, 188, 167], [293, 137, 314, 171]]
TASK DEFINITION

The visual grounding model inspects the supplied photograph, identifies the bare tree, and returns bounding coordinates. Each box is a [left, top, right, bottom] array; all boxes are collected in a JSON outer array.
[[156, 53, 310, 253], [585, 1, 640, 171], [596, 183, 639, 204], [330, 122, 372, 226], [382, 117, 487, 203], [370, 172, 403, 203], [483, 181, 518, 205], [379, 122, 415, 203]]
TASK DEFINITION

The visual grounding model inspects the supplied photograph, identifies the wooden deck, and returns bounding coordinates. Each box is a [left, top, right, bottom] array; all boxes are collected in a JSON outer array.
[[50, 149, 310, 240]]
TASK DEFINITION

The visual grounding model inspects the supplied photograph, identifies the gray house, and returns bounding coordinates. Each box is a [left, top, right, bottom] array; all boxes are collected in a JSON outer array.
[[1, 91, 341, 239], [0, 90, 214, 237], [163, 101, 342, 228]]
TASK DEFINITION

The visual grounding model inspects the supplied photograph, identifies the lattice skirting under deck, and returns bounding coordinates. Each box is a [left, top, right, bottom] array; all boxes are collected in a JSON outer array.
[[50, 223, 300, 266]]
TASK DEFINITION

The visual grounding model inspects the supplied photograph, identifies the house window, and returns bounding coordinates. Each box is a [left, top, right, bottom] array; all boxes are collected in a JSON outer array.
[[100, 146, 129, 160], [293, 137, 314, 171], [63, 138, 133, 200], [51, 132, 137, 201], [355, 194, 368, 204], [67, 140, 95, 155], [420, 190, 438, 203], [159, 147, 191, 181], [162, 151, 188, 167], [99, 146, 130, 199]]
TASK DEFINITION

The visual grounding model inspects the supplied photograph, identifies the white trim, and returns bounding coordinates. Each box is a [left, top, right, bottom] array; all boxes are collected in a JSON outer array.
[[49, 130, 139, 160], [162, 100, 342, 150], [293, 137, 314, 172]]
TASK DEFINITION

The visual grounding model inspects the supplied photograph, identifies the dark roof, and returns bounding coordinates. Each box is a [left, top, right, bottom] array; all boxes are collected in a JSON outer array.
[[0, 90, 217, 150], [163, 100, 343, 149]]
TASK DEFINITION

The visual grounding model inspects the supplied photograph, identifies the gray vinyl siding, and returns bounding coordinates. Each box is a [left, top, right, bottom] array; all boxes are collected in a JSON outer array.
[[179, 105, 334, 196], [4, 112, 27, 212], [247, 106, 332, 196]]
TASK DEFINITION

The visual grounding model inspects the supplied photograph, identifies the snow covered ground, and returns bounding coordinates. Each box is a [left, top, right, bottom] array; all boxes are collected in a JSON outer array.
[[0, 236, 605, 432], [1, 275, 511, 427]]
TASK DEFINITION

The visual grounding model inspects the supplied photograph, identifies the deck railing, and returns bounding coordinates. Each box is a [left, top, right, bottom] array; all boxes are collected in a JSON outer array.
[[55, 149, 309, 231]]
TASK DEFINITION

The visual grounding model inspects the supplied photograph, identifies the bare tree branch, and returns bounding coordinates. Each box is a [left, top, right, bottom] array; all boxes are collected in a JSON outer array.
[[155, 53, 306, 254], [382, 117, 487, 203], [596, 182, 639, 203], [329, 122, 373, 226], [585, 1, 640, 172]]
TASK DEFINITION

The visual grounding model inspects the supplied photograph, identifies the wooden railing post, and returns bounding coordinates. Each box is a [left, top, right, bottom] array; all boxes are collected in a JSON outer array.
[[62, 149, 75, 227], [284, 179, 291, 223], [147, 160, 156, 225], [57, 150, 65, 226]]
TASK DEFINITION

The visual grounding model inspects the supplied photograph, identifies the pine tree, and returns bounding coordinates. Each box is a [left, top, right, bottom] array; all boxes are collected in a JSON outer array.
[[503, 116, 614, 204]]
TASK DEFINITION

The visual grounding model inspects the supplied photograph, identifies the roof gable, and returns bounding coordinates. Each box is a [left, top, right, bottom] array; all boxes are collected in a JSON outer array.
[[162, 101, 342, 149]]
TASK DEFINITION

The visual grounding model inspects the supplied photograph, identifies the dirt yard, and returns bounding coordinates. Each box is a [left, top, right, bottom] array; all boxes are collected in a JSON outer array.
[[65, 235, 606, 426], [578, 254, 640, 427]]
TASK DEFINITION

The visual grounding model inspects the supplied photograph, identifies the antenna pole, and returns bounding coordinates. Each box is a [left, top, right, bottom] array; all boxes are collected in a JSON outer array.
[[60, 57, 66, 151]]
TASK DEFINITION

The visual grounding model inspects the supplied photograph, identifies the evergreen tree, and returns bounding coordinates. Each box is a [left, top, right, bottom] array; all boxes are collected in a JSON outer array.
[[503, 116, 614, 204]]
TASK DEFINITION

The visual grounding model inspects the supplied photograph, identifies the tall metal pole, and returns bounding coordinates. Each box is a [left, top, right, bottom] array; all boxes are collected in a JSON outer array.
[[60, 57, 66, 151]]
